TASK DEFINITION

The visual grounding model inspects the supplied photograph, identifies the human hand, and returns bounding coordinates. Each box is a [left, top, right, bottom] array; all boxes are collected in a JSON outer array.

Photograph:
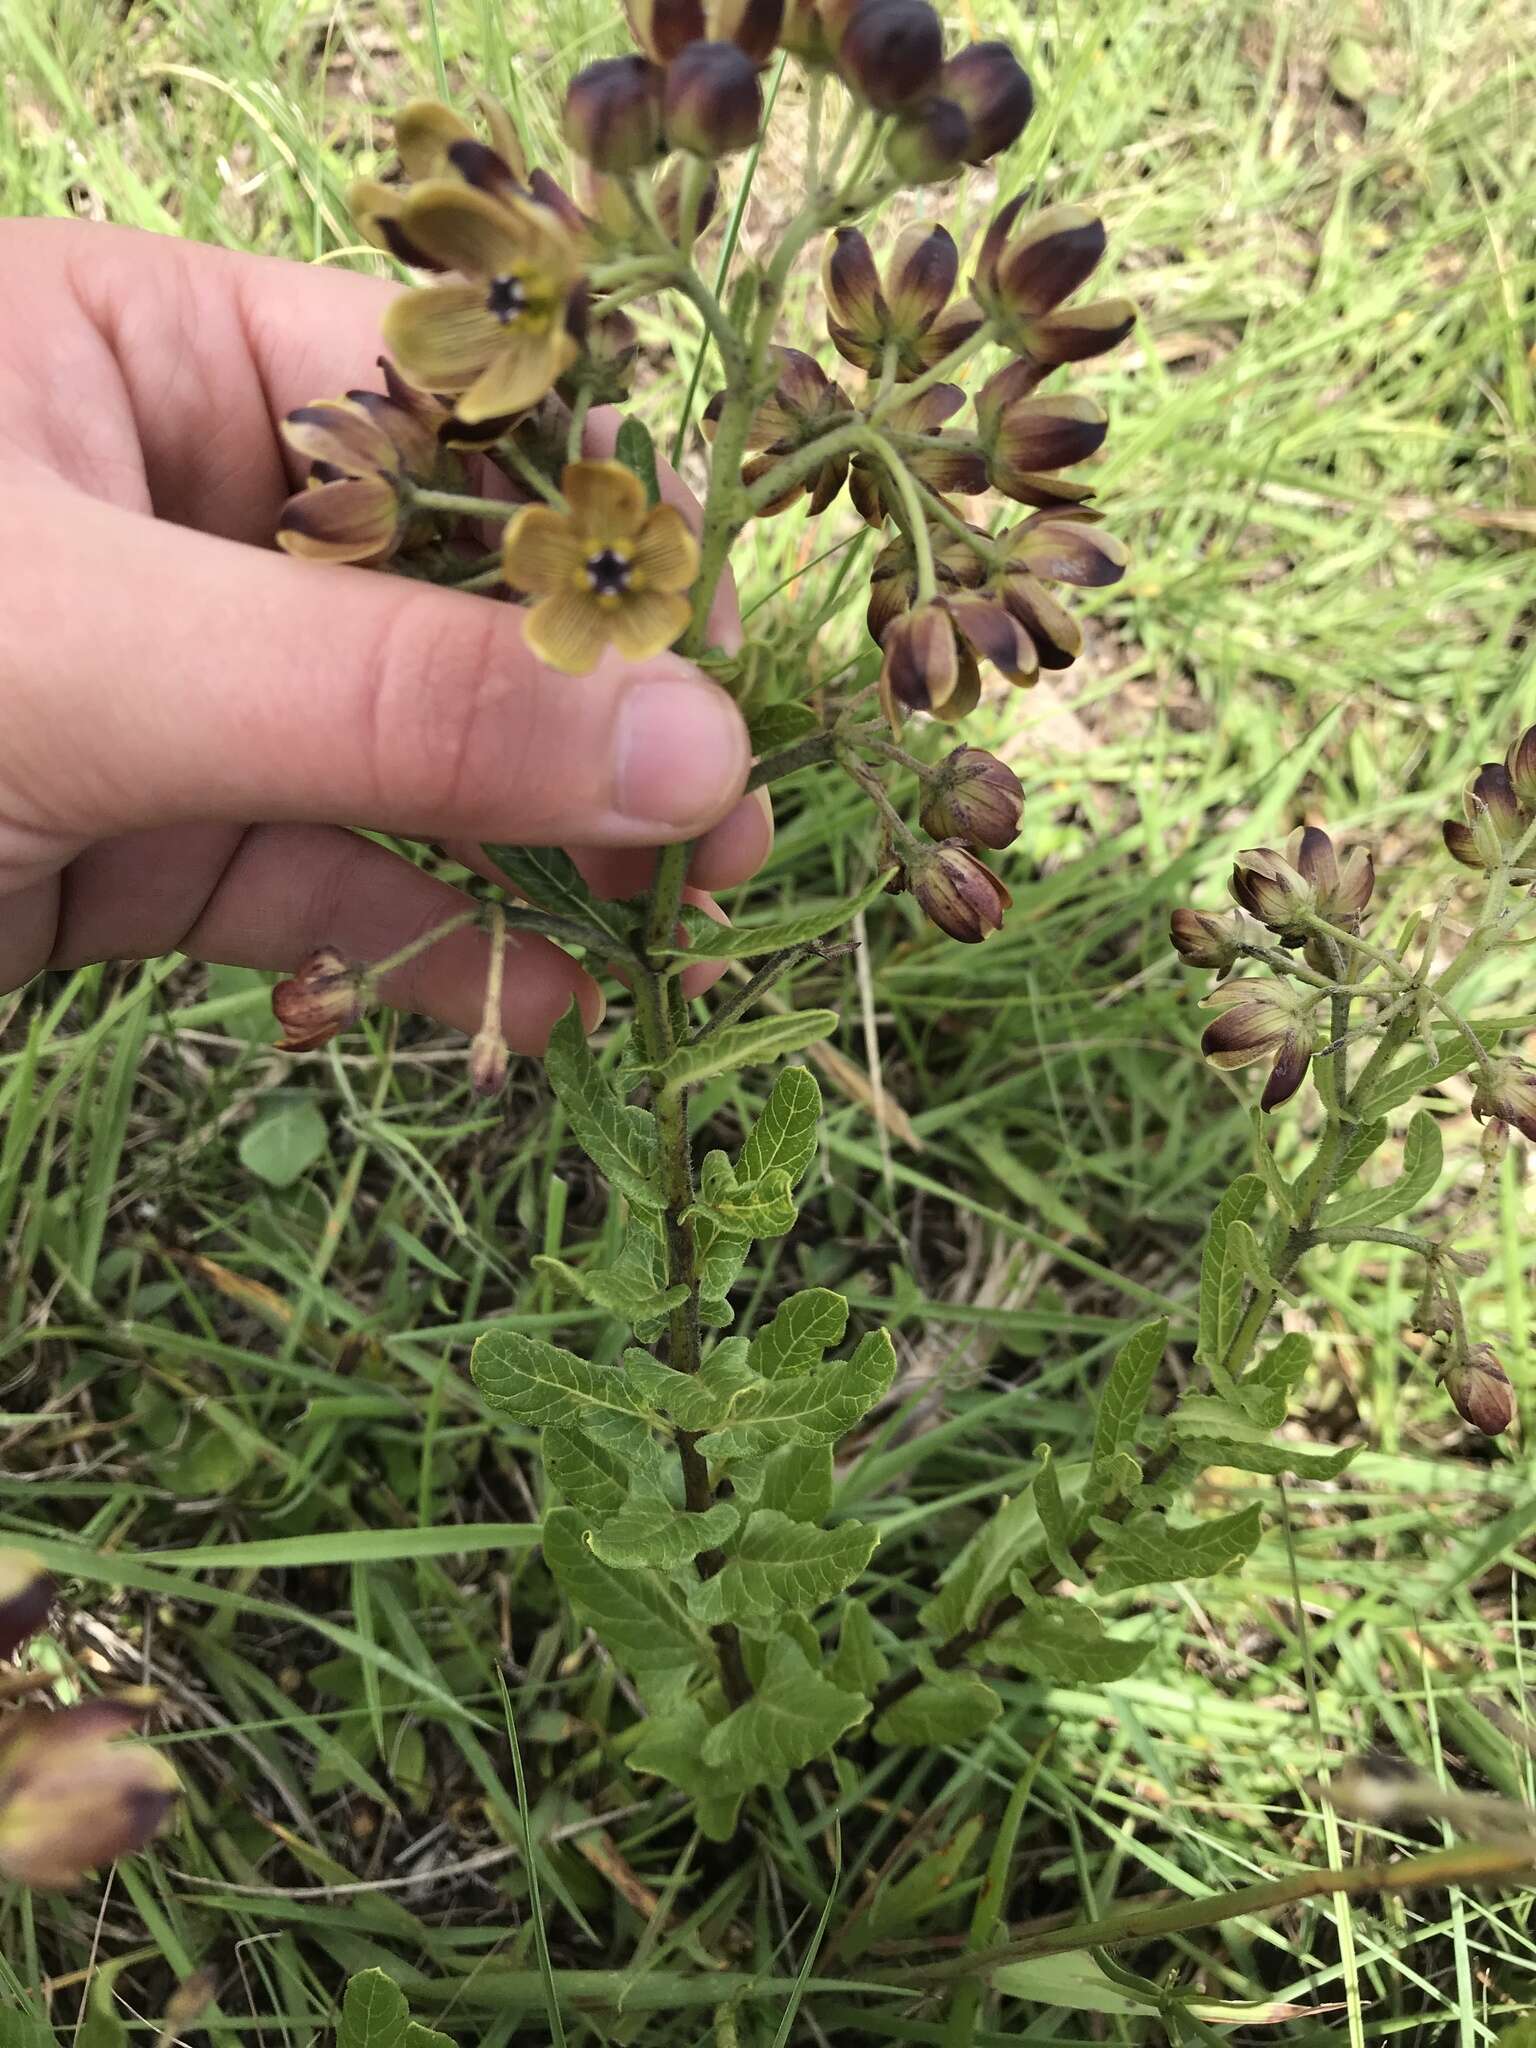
[[0, 219, 770, 1046]]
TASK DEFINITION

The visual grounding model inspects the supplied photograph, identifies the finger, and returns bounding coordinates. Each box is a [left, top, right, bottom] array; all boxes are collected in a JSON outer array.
[[1, 481, 750, 856], [572, 788, 775, 900], [51, 823, 601, 1050]]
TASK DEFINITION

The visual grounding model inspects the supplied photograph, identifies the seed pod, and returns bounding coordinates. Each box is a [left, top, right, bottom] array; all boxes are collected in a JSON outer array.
[[940, 40, 1033, 162], [563, 56, 666, 174], [272, 948, 366, 1053], [0, 1551, 53, 1662], [1443, 1345, 1516, 1437], [920, 747, 1024, 849], [907, 840, 1012, 942], [664, 39, 763, 155], [837, 0, 944, 112]]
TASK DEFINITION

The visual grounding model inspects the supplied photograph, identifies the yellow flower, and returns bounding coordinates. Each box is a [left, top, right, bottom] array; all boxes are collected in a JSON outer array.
[[503, 461, 700, 674], [381, 181, 583, 424]]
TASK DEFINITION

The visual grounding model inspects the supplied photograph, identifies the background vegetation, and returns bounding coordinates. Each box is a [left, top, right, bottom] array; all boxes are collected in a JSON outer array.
[[2, 0, 1535, 2037]]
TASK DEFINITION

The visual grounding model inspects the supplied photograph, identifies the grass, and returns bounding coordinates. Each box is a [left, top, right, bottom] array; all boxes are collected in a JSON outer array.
[[2, 0, 1536, 2039]]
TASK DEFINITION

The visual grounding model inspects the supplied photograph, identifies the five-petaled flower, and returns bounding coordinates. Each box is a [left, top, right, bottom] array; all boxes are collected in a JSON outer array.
[[1200, 979, 1313, 1111], [277, 380, 445, 565], [502, 460, 700, 673], [381, 181, 584, 424], [823, 222, 983, 382]]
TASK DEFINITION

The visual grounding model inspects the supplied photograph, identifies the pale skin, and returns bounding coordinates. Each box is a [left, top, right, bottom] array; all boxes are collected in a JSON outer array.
[[0, 219, 772, 1045]]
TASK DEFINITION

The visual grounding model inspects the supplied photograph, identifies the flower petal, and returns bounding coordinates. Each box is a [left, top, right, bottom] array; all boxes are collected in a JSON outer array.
[[995, 203, 1107, 317], [395, 98, 477, 181], [1442, 819, 1483, 869], [383, 283, 503, 392], [806, 450, 849, 515], [282, 400, 399, 479], [823, 227, 888, 343], [1001, 570, 1081, 666], [912, 296, 985, 371], [398, 179, 569, 280], [563, 459, 649, 543], [905, 437, 988, 496], [608, 588, 693, 661], [524, 589, 612, 674], [276, 478, 399, 563], [1261, 1037, 1312, 1111], [886, 222, 959, 335], [1200, 1006, 1277, 1070], [1027, 296, 1137, 364], [946, 594, 1038, 687], [993, 395, 1108, 475], [1287, 825, 1339, 897], [349, 180, 446, 270], [457, 325, 578, 421], [1011, 520, 1127, 586], [632, 503, 701, 593], [889, 382, 966, 433], [502, 504, 586, 595]]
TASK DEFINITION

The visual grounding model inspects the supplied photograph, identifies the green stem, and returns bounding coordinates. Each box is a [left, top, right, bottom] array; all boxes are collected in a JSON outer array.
[[865, 321, 996, 425], [566, 386, 594, 465], [857, 428, 934, 600], [1304, 912, 1496, 1080], [837, 744, 921, 851], [742, 421, 866, 515], [408, 486, 522, 523]]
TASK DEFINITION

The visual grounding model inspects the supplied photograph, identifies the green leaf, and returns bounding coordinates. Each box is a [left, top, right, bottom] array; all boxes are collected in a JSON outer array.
[[690, 1509, 878, 1624], [1034, 1447, 1085, 1584], [701, 1636, 867, 1787], [543, 1426, 629, 1515], [482, 845, 640, 956], [1171, 1429, 1359, 1481], [239, 1095, 329, 1189], [1197, 1173, 1266, 1373], [0, 2025, 56, 2048], [697, 1327, 897, 1456], [664, 871, 894, 960], [760, 1443, 834, 1522], [1356, 1034, 1478, 1118], [628, 1699, 744, 1840], [1328, 1108, 1444, 1227], [749, 1288, 848, 1378], [1096, 1503, 1263, 1594], [654, 1012, 837, 1093], [748, 701, 820, 752], [738, 1066, 823, 1186], [990, 1598, 1151, 1684], [1239, 1330, 1312, 1427], [473, 1329, 645, 1428], [830, 1600, 889, 1696], [1088, 1319, 1166, 1496], [615, 415, 660, 504], [844, 1815, 985, 1958], [1328, 34, 1375, 100], [541, 1507, 701, 1670], [589, 1497, 739, 1569], [620, 1353, 733, 1432], [921, 1473, 1086, 1639], [696, 1235, 749, 1325], [533, 1254, 688, 1323], [543, 1008, 661, 1212], [875, 1671, 1001, 1747], [1250, 1111, 1296, 1220], [338, 1971, 409, 2048], [1335, 1115, 1389, 1185], [686, 1167, 798, 1237], [404, 2027, 455, 2048]]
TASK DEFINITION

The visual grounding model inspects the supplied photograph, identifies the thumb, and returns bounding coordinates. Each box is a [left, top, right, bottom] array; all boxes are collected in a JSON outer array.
[[1, 482, 749, 855]]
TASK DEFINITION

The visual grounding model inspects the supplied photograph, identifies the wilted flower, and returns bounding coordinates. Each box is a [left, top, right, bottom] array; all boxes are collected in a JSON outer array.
[[381, 182, 583, 423], [1443, 1344, 1516, 1437], [940, 41, 1034, 163], [273, 949, 366, 1053], [1199, 980, 1313, 1111], [975, 199, 1135, 366], [920, 747, 1024, 848], [502, 459, 699, 672], [0, 1702, 179, 1889], [0, 1551, 52, 1662], [1506, 724, 1536, 811], [906, 840, 1012, 942], [848, 382, 986, 527], [1443, 763, 1532, 872], [974, 360, 1108, 506], [823, 222, 983, 381], [563, 56, 666, 174], [837, 0, 945, 111], [468, 1027, 511, 1098], [1472, 1059, 1536, 1143], [707, 348, 854, 514], [276, 385, 443, 565], [1169, 907, 1264, 974], [664, 40, 763, 156]]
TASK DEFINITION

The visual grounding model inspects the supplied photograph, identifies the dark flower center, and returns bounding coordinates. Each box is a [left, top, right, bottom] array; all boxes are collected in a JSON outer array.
[[486, 274, 528, 323], [586, 547, 631, 597]]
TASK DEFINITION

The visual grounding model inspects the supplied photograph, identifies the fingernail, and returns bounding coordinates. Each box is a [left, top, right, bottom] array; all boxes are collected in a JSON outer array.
[[615, 673, 748, 831]]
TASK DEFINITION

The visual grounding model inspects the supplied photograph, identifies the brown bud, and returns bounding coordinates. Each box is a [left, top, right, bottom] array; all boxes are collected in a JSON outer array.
[[1443, 1344, 1516, 1437], [940, 40, 1033, 162], [664, 40, 763, 156], [1170, 907, 1253, 973], [1506, 723, 1536, 811], [920, 747, 1024, 848], [0, 1551, 53, 1662], [907, 840, 1012, 942], [626, 0, 706, 63], [885, 97, 970, 184], [1230, 847, 1314, 938], [837, 0, 945, 111], [272, 948, 365, 1053], [1444, 762, 1532, 872], [0, 1703, 179, 1889], [1472, 1059, 1536, 1144], [468, 1027, 510, 1099], [781, 0, 834, 62], [563, 56, 666, 174]]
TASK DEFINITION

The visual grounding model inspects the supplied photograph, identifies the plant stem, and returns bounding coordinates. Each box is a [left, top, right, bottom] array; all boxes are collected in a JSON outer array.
[[408, 486, 523, 523], [746, 731, 840, 792], [858, 428, 935, 600], [865, 322, 996, 425]]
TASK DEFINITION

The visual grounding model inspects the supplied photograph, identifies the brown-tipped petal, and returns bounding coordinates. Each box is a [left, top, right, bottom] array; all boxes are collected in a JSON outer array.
[[471, 90, 530, 183], [992, 394, 1108, 477], [563, 55, 666, 174], [806, 450, 850, 515], [1170, 908, 1244, 972], [271, 948, 367, 1050], [0, 1720, 179, 1890], [914, 296, 986, 370], [346, 390, 442, 476], [1467, 762, 1529, 864], [1028, 297, 1137, 364], [885, 97, 970, 185], [1472, 1061, 1536, 1145], [975, 191, 1026, 294], [627, 0, 708, 61], [1443, 818, 1483, 869], [905, 437, 989, 498], [994, 203, 1107, 318], [0, 1552, 53, 1662], [1200, 1003, 1282, 1071], [781, 0, 834, 60], [1507, 724, 1536, 812], [881, 602, 960, 715], [527, 168, 592, 237], [711, 0, 785, 63], [771, 344, 839, 421], [1012, 519, 1127, 586], [907, 840, 1011, 941], [394, 98, 477, 180], [823, 226, 888, 345], [941, 40, 1033, 163], [1334, 846, 1375, 919], [1000, 570, 1080, 667], [281, 399, 401, 479], [275, 477, 401, 565], [888, 381, 967, 433], [1287, 824, 1340, 897], [1230, 848, 1312, 933], [945, 593, 1037, 687], [887, 222, 960, 335], [837, 0, 944, 110], [974, 354, 1048, 437], [664, 38, 762, 155], [1261, 1035, 1312, 1112]]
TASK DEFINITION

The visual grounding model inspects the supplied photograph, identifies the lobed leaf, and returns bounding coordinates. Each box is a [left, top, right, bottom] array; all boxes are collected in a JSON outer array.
[[990, 1597, 1151, 1684], [543, 1425, 628, 1515], [543, 1008, 662, 1211], [689, 1509, 878, 1625], [541, 1508, 701, 1670], [701, 1636, 867, 1787], [588, 1497, 740, 1570], [696, 1328, 897, 1456], [759, 1442, 834, 1523], [1095, 1503, 1263, 1594], [1197, 1173, 1266, 1372], [473, 1329, 644, 1429], [661, 871, 894, 961], [748, 1287, 849, 1379], [875, 1672, 1001, 1747]]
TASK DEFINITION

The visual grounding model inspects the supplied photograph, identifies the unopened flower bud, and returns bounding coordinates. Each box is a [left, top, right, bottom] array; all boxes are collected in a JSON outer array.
[[469, 1027, 510, 1099], [940, 40, 1033, 162], [272, 949, 366, 1052], [781, 0, 834, 62], [0, 1551, 53, 1662], [563, 56, 666, 174], [1506, 724, 1536, 812], [1444, 762, 1532, 872], [664, 40, 762, 156], [0, 1702, 179, 1889], [1169, 907, 1255, 973], [837, 0, 944, 111], [920, 747, 1024, 848], [885, 97, 970, 184], [1230, 848, 1314, 938], [1472, 1059, 1536, 1144], [1443, 1344, 1516, 1437], [907, 840, 1012, 942]]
